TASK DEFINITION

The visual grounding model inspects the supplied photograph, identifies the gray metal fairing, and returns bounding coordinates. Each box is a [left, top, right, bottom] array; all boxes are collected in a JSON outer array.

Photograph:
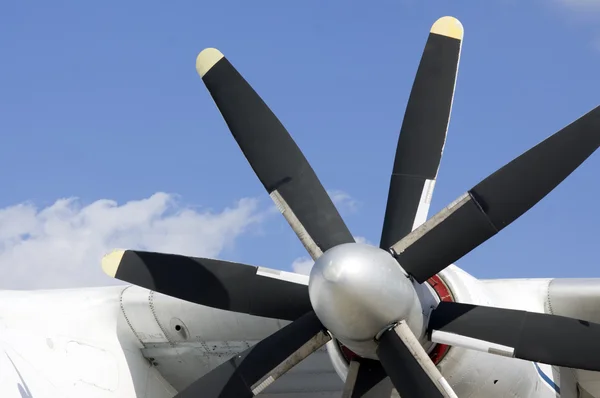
[[481, 277, 600, 397], [547, 278, 600, 397]]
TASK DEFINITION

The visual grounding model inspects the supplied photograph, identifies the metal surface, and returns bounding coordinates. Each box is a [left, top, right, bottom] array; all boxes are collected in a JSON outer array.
[[547, 278, 600, 322], [340, 359, 393, 398], [0, 269, 575, 398], [308, 243, 425, 358], [391, 321, 457, 398], [430, 330, 515, 357], [544, 278, 600, 396], [251, 328, 331, 395], [341, 360, 361, 398], [172, 311, 327, 398]]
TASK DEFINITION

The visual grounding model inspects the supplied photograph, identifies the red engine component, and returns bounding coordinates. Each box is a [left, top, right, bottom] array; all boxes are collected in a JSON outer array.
[[425, 274, 453, 364]]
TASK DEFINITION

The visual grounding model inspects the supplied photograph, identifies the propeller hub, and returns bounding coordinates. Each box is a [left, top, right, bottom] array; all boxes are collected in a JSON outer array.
[[308, 243, 421, 358]]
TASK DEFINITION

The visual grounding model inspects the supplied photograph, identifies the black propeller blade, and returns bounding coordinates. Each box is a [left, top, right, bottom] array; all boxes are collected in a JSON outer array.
[[102, 250, 311, 321], [377, 321, 457, 398], [380, 17, 463, 249], [341, 359, 393, 398], [429, 301, 600, 372], [196, 48, 354, 260], [174, 311, 330, 398], [392, 105, 600, 283]]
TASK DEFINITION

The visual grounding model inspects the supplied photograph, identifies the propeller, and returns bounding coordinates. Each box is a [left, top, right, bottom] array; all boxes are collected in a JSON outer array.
[[391, 105, 600, 283], [428, 302, 600, 370], [101, 250, 311, 321], [380, 14, 462, 249], [101, 15, 600, 398], [196, 44, 354, 260]]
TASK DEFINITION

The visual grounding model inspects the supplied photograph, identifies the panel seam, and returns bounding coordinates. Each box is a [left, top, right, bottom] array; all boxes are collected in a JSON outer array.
[[119, 285, 146, 348], [149, 290, 175, 346], [546, 279, 555, 315]]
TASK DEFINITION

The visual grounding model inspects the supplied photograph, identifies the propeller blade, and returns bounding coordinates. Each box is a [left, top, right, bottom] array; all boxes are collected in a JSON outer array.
[[380, 16, 463, 249], [341, 359, 391, 398], [429, 301, 600, 371], [376, 321, 458, 398], [196, 48, 354, 260], [102, 250, 311, 321], [175, 311, 330, 398], [391, 106, 600, 282]]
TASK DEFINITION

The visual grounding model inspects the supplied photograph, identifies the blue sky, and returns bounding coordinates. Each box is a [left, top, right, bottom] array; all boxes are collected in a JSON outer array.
[[0, 1, 598, 288]]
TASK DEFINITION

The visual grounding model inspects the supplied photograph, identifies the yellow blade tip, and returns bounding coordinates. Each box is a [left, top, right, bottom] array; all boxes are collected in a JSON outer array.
[[102, 249, 125, 278], [196, 48, 224, 78], [430, 16, 464, 40]]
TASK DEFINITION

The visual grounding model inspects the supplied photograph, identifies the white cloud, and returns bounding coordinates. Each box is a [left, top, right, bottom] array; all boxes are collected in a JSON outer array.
[[327, 190, 359, 213], [291, 257, 314, 276], [354, 236, 369, 245], [0, 193, 266, 290], [290, 235, 371, 275]]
